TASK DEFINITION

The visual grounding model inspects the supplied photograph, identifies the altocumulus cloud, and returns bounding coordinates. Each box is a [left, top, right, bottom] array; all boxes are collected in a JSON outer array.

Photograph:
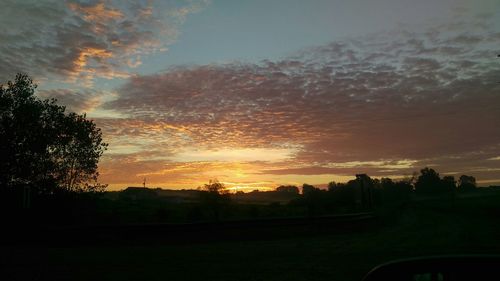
[[37, 88, 112, 113], [100, 15, 500, 185], [4, 2, 498, 187], [0, 0, 209, 85]]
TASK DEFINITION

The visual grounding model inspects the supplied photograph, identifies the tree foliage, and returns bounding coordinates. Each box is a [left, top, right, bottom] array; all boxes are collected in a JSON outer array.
[[327, 181, 357, 212], [302, 183, 317, 195], [441, 175, 456, 193], [458, 175, 477, 191], [201, 179, 228, 194], [414, 167, 459, 194], [0, 74, 107, 195], [378, 177, 412, 206], [198, 179, 231, 221], [415, 167, 442, 194]]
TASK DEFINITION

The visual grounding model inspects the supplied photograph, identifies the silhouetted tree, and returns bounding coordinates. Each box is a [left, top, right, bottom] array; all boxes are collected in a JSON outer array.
[[356, 174, 374, 209], [276, 185, 299, 194], [379, 177, 413, 206], [327, 181, 357, 212], [458, 175, 477, 191], [441, 175, 456, 193], [198, 180, 230, 221], [301, 183, 322, 217], [415, 167, 443, 194], [302, 183, 317, 195], [0, 74, 107, 200], [202, 180, 227, 194], [380, 177, 395, 189], [327, 181, 337, 191]]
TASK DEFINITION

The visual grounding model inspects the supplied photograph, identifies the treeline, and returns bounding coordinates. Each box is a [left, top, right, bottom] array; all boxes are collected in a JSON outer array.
[[276, 167, 477, 197], [104, 167, 480, 224], [269, 168, 478, 217]]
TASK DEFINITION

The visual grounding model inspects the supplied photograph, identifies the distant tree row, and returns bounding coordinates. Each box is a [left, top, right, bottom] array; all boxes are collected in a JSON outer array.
[[197, 168, 477, 219], [274, 167, 477, 196], [414, 167, 476, 194], [271, 168, 477, 216]]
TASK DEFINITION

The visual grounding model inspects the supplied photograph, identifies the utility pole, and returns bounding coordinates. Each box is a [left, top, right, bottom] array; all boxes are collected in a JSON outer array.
[[143, 177, 146, 188]]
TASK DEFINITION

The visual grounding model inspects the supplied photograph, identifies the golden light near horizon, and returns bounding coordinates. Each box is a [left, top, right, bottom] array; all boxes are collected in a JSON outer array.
[[223, 184, 275, 193]]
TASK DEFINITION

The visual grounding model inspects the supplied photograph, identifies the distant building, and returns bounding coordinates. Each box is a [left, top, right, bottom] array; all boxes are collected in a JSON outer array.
[[119, 187, 158, 200]]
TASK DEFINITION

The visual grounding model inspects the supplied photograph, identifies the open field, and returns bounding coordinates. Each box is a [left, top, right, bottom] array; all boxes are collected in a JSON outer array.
[[2, 193, 500, 281]]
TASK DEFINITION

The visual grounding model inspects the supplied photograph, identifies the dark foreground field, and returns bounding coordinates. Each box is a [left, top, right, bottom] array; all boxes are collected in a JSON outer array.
[[2, 194, 500, 281]]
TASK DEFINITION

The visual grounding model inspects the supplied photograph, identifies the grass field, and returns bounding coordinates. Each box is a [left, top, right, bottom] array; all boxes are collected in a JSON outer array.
[[2, 193, 500, 281]]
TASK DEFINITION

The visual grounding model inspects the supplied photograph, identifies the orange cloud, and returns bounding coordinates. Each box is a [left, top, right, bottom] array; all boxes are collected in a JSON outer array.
[[73, 48, 113, 71], [68, 2, 123, 23]]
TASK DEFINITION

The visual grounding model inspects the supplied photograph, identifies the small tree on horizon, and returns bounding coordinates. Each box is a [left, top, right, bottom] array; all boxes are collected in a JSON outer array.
[[198, 179, 231, 221], [458, 175, 477, 191], [441, 175, 456, 193], [415, 167, 442, 194], [200, 179, 229, 194], [302, 183, 317, 195]]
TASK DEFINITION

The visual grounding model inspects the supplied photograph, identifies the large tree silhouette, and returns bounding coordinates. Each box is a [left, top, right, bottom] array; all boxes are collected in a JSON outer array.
[[415, 167, 453, 194], [0, 74, 107, 196]]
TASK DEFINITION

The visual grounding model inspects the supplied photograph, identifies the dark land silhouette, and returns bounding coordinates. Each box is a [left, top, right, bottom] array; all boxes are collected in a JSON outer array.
[[2, 74, 500, 280]]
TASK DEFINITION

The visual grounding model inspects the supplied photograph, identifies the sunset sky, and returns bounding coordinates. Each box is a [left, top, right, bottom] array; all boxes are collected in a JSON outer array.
[[1, 0, 499, 190]]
